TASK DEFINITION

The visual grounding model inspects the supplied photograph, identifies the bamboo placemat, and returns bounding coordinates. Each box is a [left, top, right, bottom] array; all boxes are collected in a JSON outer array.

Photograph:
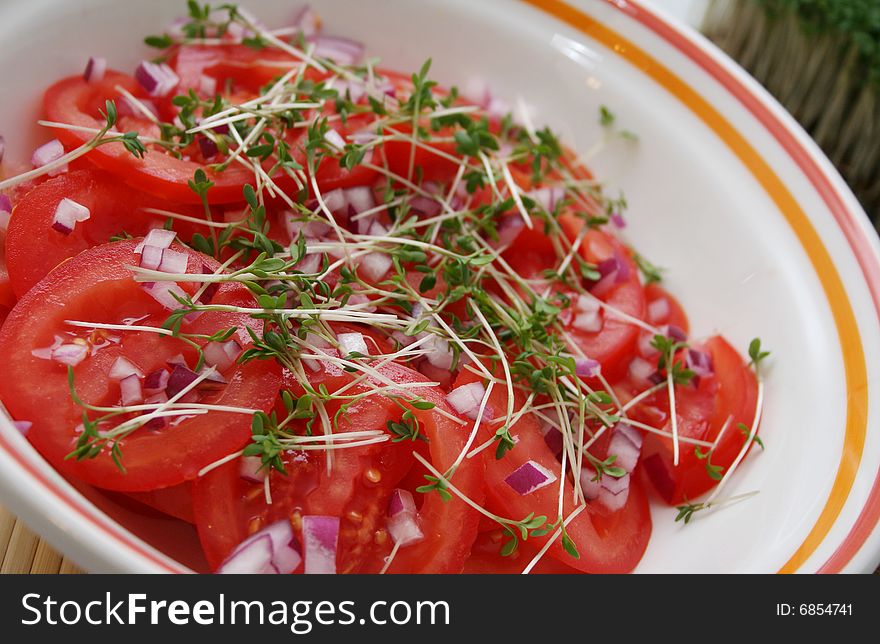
[[0, 505, 82, 574]]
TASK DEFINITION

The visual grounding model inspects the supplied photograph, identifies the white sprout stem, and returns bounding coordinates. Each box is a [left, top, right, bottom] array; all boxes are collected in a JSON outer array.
[[64, 320, 174, 336], [140, 207, 246, 229], [667, 354, 680, 466], [379, 541, 402, 575], [197, 449, 244, 477], [520, 504, 587, 575], [705, 379, 765, 504]]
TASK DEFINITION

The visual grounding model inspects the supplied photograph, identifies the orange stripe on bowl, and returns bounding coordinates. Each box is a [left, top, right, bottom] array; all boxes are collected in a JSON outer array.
[[522, 0, 871, 572]]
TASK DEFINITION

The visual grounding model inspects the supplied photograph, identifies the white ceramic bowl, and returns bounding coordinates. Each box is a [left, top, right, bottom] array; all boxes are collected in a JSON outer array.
[[1, 0, 878, 573]]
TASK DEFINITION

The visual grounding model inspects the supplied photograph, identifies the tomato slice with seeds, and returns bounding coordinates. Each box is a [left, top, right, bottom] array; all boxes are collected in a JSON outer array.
[[194, 360, 480, 573], [5, 169, 207, 297], [0, 239, 281, 491], [624, 335, 759, 504], [452, 369, 652, 573]]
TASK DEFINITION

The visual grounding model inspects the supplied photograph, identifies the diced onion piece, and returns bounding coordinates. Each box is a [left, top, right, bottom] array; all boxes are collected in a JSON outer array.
[[51, 343, 88, 366], [308, 35, 364, 65], [388, 488, 418, 517], [504, 460, 558, 495], [610, 212, 626, 229], [31, 335, 63, 360], [166, 364, 199, 398], [109, 356, 144, 380], [608, 422, 642, 473], [198, 74, 217, 97], [540, 423, 563, 456], [357, 252, 391, 281], [119, 374, 143, 406], [217, 534, 277, 574], [575, 357, 600, 378], [135, 60, 180, 97], [239, 455, 265, 483], [302, 515, 339, 574], [345, 186, 374, 215], [527, 186, 566, 213], [337, 331, 369, 356], [51, 198, 91, 235], [0, 135, 5, 165], [686, 348, 714, 378], [32, 139, 67, 176], [140, 245, 164, 270], [628, 356, 654, 382], [409, 195, 441, 217], [446, 382, 487, 420], [204, 339, 241, 372], [143, 369, 170, 395], [647, 298, 670, 323], [572, 309, 602, 333], [142, 281, 188, 311], [423, 334, 453, 370], [578, 466, 601, 500], [387, 512, 424, 548], [198, 135, 218, 159], [135, 228, 177, 253], [323, 129, 346, 150], [83, 56, 107, 83], [157, 248, 188, 274], [598, 473, 631, 512]]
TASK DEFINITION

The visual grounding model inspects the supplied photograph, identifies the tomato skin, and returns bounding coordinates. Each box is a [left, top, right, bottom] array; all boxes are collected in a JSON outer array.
[[6, 169, 206, 297], [452, 369, 651, 573], [194, 360, 480, 574], [0, 239, 281, 491], [632, 336, 758, 505], [125, 482, 195, 524]]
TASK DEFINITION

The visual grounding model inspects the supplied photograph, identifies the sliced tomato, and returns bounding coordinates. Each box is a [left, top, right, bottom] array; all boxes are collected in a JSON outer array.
[[503, 224, 646, 381], [5, 169, 206, 297], [194, 360, 480, 573], [453, 369, 651, 573], [627, 335, 759, 504], [462, 530, 583, 574], [0, 239, 281, 491], [125, 481, 195, 524]]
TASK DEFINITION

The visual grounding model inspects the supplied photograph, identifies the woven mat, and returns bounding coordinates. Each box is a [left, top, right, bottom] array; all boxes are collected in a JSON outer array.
[[0, 505, 82, 574]]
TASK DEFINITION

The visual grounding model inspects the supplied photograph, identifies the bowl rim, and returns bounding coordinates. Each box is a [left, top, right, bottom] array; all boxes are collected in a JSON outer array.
[[1, 0, 878, 573]]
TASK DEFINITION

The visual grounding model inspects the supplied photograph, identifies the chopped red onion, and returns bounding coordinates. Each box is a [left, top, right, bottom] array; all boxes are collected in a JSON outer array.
[[628, 356, 655, 382], [638, 332, 659, 357], [663, 324, 688, 343], [446, 382, 487, 420], [109, 356, 144, 380], [118, 95, 158, 119], [302, 515, 339, 574], [13, 420, 32, 435], [158, 248, 188, 274], [493, 215, 525, 248], [409, 195, 442, 217], [338, 331, 368, 356], [240, 455, 265, 483], [610, 212, 626, 229], [198, 135, 218, 159], [686, 348, 714, 380], [139, 244, 164, 270], [597, 252, 631, 284], [142, 281, 188, 311], [145, 391, 169, 405], [135, 60, 180, 97], [647, 297, 670, 323], [387, 512, 424, 548], [166, 353, 188, 368], [323, 129, 346, 150], [350, 129, 377, 146], [0, 194, 12, 215], [572, 308, 602, 333], [0, 135, 5, 164], [119, 374, 143, 406], [204, 339, 241, 372], [143, 369, 170, 395], [262, 520, 303, 574], [575, 357, 600, 378], [609, 423, 642, 473], [423, 335, 453, 370], [166, 364, 199, 398], [292, 4, 321, 37], [135, 228, 177, 253], [51, 198, 91, 235], [198, 74, 217, 97], [540, 424, 563, 456], [321, 187, 347, 214], [51, 343, 88, 366], [598, 473, 631, 512], [357, 252, 391, 282], [218, 534, 277, 574], [527, 187, 566, 213], [388, 488, 417, 517], [307, 35, 364, 65], [578, 466, 601, 500], [32, 139, 66, 176], [504, 460, 558, 495], [345, 186, 374, 215], [83, 56, 107, 83], [31, 335, 63, 360], [198, 366, 228, 386]]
